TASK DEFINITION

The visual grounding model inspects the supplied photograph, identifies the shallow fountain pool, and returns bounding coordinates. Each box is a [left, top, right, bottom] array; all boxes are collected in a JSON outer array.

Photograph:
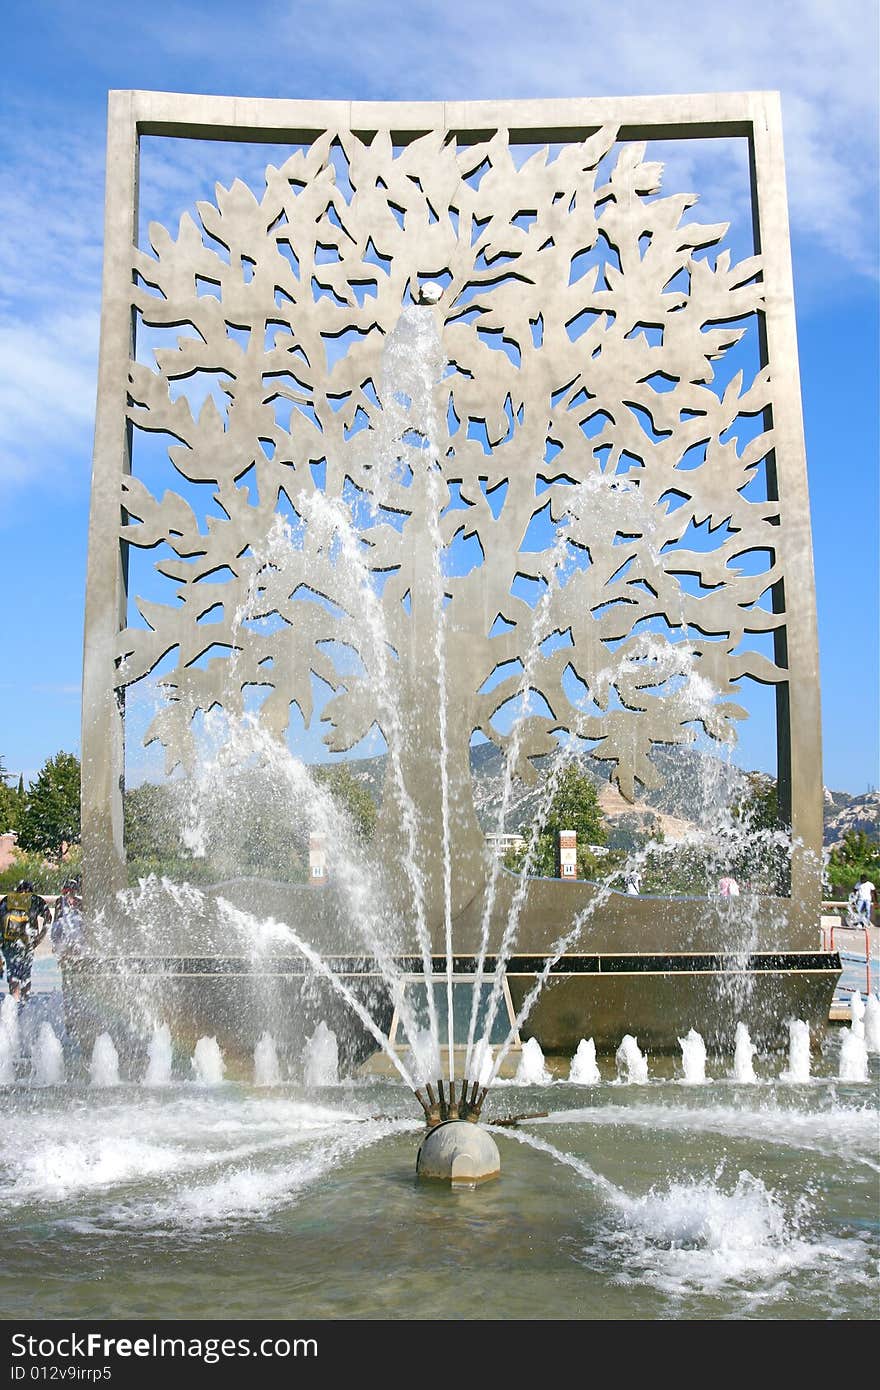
[[1, 1038, 875, 1322]]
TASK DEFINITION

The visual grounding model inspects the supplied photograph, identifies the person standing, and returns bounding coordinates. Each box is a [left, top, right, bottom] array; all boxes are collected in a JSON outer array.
[[854, 875, 875, 926], [718, 873, 740, 898], [0, 880, 52, 1002], [51, 875, 84, 957]]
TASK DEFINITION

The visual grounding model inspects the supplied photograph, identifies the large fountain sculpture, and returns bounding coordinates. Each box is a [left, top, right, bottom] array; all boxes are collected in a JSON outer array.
[[75, 93, 837, 1109]]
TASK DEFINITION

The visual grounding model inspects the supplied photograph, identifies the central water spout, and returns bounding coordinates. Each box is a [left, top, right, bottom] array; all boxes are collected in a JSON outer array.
[[414, 1077, 489, 1128], [413, 1077, 500, 1183], [415, 280, 444, 305]]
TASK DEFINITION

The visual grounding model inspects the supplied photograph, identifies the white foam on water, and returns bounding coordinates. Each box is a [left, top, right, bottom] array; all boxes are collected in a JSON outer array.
[[302, 1022, 339, 1087], [615, 1035, 649, 1084], [780, 1020, 810, 1082], [92, 1120, 408, 1233], [586, 1169, 868, 1299], [31, 1022, 65, 1087], [864, 994, 880, 1053], [4, 1094, 383, 1203], [89, 1034, 120, 1088], [678, 1029, 708, 1084], [514, 1037, 551, 1085], [143, 1024, 173, 1086], [192, 1037, 225, 1085], [254, 1032, 281, 1087], [732, 1022, 757, 1083], [838, 1029, 869, 1082], [569, 1038, 601, 1085], [12, 1136, 209, 1201]]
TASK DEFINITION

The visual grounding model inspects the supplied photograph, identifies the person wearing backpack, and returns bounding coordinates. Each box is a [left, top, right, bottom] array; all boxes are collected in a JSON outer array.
[[0, 880, 52, 1002]]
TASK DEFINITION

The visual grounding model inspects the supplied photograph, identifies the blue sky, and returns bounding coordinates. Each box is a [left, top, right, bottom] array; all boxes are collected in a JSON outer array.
[[0, 0, 877, 794]]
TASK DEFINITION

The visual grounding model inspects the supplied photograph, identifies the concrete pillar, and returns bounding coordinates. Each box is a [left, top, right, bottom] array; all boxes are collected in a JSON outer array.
[[309, 833, 327, 886], [558, 829, 577, 879]]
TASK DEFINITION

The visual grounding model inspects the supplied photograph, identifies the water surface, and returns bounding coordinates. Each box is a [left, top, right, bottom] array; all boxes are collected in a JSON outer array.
[[1, 1038, 875, 1321]]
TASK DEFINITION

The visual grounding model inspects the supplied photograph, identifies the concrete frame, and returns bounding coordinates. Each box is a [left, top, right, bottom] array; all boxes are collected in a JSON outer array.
[[83, 91, 822, 932]]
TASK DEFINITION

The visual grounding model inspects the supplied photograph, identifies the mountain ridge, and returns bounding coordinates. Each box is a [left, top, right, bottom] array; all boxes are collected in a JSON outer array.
[[339, 743, 877, 849]]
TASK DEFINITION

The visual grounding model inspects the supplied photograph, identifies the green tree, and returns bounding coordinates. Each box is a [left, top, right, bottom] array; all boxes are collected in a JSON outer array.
[[124, 782, 186, 872], [827, 829, 880, 896], [0, 756, 23, 833], [17, 752, 81, 862], [314, 764, 377, 843], [733, 772, 786, 835], [505, 761, 607, 878], [121, 763, 378, 886], [731, 771, 790, 895]]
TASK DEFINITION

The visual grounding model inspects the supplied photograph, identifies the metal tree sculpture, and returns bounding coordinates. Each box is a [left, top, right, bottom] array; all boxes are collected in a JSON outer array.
[[118, 124, 785, 914]]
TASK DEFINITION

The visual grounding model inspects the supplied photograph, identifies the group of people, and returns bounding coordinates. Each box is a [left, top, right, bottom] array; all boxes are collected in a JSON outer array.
[[622, 870, 742, 898], [0, 877, 82, 1003]]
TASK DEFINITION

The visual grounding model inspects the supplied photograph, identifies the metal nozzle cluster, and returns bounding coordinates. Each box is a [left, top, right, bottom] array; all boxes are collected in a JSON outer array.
[[414, 1078, 488, 1128]]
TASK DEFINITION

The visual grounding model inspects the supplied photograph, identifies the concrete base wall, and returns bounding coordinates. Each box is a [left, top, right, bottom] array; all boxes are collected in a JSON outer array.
[[61, 949, 839, 1073]]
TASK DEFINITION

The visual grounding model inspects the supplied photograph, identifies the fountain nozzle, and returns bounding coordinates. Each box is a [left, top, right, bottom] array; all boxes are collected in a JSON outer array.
[[462, 1081, 488, 1123], [416, 281, 444, 305], [416, 1077, 488, 1127], [414, 1085, 443, 1128], [415, 1078, 500, 1182]]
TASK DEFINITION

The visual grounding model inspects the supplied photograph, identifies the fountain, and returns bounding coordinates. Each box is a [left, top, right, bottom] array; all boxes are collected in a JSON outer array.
[[143, 1022, 173, 1085], [88, 1033, 120, 1087], [679, 1028, 709, 1084], [8, 86, 841, 1270], [569, 1038, 602, 1085], [780, 1020, 811, 1083], [838, 1028, 869, 1083], [0, 93, 875, 1324], [0, 994, 20, 1084], [191, 1036, 226, 1085], [615, 1035, 649, 1084], [515, 1037, 552, 1086], [732, 1022, 758, 1083], [416, 1116, 501, 1186], [254, 1031, 282, 1086], [302, 1022, 339, 1088], [849, 991, 866, 1038], [31, 1023, 65, 1087]]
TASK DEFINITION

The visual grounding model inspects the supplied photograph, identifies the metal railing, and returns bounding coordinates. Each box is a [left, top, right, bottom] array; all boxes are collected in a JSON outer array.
[[821, 903, 874, 998]]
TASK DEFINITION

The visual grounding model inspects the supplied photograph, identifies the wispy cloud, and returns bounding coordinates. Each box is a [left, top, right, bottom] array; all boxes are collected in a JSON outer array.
[[0, 0, 875, 498], [259, 0, 878, 276], [0, 113, 103, 494], [0, 684, 81, 696]]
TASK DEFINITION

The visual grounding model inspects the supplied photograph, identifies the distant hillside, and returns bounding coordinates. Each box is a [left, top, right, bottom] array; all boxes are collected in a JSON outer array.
[[823, 789, 880, 848], [467, 741, 740, 846], [337, 743, 877, 850]]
